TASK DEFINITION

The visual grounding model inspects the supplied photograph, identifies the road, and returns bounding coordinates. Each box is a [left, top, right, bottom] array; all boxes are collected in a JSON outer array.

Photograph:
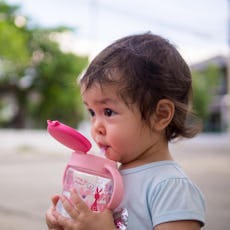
[[0, 129, 229, 230]]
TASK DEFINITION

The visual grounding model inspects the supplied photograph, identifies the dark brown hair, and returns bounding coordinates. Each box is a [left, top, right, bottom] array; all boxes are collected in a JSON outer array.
[[80, 32, 201, 141]]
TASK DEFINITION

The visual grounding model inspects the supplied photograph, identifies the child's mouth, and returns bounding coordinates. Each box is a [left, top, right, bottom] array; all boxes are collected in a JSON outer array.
[[98, 144, 109, 155], [101, 145, 109, 151]]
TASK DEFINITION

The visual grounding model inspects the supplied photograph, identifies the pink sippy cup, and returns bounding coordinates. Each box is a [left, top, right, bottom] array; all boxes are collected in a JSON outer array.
[[47, 120, 124, 217]]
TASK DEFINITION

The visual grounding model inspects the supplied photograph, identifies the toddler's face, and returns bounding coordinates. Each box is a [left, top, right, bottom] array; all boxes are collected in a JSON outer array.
[[81, 83, 158, 167]]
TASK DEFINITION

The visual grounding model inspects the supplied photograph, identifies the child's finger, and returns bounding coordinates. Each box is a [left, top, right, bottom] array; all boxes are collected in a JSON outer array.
[[60, 195, 80, 219], [54, 210, 74, 229], [51, 194, 60, 206], [70, 188, 90, 214], [46, 207, 59, 228]]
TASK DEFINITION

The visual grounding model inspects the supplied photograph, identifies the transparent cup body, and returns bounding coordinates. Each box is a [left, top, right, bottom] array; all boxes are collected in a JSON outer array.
[[56, 166, 114, 216]]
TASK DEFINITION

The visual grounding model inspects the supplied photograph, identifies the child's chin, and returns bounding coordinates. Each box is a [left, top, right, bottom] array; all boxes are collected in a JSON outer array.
[[105, 151, 117, 162]]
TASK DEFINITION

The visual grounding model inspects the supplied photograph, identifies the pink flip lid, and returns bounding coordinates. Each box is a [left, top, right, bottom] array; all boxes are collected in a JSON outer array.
[[47, 120, 91, 153]]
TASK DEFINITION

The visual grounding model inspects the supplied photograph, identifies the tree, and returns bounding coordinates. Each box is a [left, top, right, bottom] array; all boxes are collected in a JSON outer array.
[[192, 65, 220, 130], [0, 0, 88, 128]]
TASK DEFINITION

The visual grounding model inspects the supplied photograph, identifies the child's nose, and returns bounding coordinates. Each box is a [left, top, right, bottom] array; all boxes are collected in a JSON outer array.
[[93, 119, 106, 136]]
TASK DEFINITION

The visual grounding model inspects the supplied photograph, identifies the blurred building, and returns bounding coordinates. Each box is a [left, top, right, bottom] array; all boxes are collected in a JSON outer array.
[[191, 55, 228, 132]]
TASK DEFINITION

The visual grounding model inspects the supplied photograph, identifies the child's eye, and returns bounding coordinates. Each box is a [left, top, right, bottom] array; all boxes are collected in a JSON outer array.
[[88, 109, 95, 117], [104, 108, 115, 117]]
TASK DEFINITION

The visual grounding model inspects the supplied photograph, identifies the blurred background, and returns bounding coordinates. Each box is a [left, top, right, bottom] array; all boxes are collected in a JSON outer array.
[[0, 0, 229, 229]]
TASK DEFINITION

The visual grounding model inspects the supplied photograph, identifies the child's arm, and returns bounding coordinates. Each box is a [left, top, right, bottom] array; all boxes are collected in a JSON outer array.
[[46, 195, 63, 230], [154, 220, 201, 230], [53, 188, 117, 230]]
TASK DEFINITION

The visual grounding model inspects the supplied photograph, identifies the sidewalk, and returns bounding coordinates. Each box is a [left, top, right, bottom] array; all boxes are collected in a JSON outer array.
[[0, 129, 229, 230]]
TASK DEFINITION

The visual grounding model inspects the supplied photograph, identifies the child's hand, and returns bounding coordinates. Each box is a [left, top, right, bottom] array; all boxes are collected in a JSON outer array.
[[53, 188, 117, 230], [46, 195, 64, 230]]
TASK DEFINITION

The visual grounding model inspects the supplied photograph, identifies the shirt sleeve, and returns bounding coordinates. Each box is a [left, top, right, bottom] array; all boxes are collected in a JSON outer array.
[[149, 178, 206, 228]]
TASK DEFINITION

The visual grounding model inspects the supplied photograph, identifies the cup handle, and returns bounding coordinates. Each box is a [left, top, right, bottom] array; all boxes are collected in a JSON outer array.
[[104, 164, 124, 210]]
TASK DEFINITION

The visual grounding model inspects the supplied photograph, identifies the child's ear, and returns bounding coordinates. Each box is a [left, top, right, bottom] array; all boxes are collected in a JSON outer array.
[[152, 99, 175, 131]]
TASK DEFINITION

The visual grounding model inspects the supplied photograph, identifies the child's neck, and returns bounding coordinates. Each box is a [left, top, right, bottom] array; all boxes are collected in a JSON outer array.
[[120, 140, 173, 170]]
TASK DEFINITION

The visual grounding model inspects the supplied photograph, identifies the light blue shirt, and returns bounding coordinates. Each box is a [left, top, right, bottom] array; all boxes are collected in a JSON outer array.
[[117, 161, 205, 229]]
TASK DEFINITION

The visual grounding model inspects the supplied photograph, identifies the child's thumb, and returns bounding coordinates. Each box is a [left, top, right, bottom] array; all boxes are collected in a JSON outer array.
[[51, 194, 60, 206]]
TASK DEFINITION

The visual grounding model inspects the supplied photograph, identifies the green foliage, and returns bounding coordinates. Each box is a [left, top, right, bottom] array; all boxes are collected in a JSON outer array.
[[30, 41, 88, 127], [0, 1, 29, 76], [192, 65, 220, 122], [0, 21, 30, 64], [0, 0, 89, 128]]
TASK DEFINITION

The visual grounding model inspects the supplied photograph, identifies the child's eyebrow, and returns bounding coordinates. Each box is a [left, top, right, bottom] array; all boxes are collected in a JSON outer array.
[[83, 98, 117, 106]]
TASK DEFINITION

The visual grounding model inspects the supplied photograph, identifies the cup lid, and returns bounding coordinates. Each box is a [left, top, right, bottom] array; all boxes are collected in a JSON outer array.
[[47, 120, 91, 153]]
